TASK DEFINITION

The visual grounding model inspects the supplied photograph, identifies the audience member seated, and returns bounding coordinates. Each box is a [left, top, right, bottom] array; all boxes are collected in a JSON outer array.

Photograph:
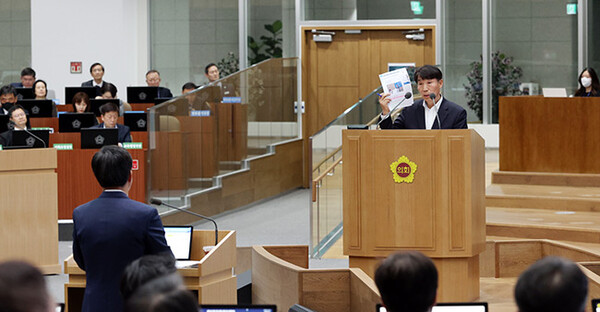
[[125, 273, 198, 312], [515, 256, 588, 312], [33, 79, 57, 117], [205, 63, 220, 84], [121, 253, 177, 301], [10, 67, 36, 88], [97, 82, 131, 113], [71, 91, 98, 125], [181, 82, 197, 95], [374, 251, 438, 312], [82, 62, 110, 96], [0, 85, 18, 114], [0, 260, 56, 312], [146, 70, 173, 98], [0, 105, 31, 146], [90, 102, 132, 143], [574, 67, 600, 97]]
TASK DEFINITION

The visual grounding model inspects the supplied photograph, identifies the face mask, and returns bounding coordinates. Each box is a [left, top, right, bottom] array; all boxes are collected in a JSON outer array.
[[581, 77, 592, 88]]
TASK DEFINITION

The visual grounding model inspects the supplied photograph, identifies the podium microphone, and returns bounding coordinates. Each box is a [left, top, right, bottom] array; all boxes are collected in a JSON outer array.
[[377, 92, 412, 129], [429, 93, 441, 129], [150, 198, 219, 246], [9, 120, 46, 148]]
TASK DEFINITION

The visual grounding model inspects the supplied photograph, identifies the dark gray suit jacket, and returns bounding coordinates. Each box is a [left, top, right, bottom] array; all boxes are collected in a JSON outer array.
[[379, 98, 468, 129]]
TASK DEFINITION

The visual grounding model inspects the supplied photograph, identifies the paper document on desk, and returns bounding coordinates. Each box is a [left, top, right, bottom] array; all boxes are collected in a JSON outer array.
[[379, 68, 414, 110]]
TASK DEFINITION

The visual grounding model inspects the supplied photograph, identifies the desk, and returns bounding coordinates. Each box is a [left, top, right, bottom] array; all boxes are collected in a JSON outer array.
[[500, 96, 600, 173]]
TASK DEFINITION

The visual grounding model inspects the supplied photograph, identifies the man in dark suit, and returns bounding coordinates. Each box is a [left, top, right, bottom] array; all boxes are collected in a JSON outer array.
[[90, 102, 132, 143], [10, 67, 36, 88], [81, 62, 109, 96], [72, 145, 172, 312], [379, 65, 467, 129], [146, 69, 173, 98]]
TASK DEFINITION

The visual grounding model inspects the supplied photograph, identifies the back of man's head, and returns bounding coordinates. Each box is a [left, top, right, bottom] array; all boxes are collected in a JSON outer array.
[[91, 145, 132, 188], [124, 273, 198, 312], [375, 251, 438, 312], [515, 256, 588, 312], [121, 254, 177, 301], [0, 260, 52, 312]]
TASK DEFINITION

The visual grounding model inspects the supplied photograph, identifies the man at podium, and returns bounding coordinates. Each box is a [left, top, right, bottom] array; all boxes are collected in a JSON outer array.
[[378, 65, 467, 130]]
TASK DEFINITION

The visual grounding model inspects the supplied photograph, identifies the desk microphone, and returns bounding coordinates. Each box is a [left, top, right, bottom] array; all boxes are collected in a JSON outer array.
[[9, 121, 47, 148], [150, 198, 219, 246], [429, 93, 442, 129], [377, 92, 412, 129]]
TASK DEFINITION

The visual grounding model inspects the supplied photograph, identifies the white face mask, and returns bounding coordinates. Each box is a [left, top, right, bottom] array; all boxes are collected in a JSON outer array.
[[581, 77, 592, 88]]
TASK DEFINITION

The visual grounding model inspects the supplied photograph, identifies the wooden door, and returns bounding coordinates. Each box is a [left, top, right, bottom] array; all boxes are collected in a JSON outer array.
[[302, 26, 436, 185]]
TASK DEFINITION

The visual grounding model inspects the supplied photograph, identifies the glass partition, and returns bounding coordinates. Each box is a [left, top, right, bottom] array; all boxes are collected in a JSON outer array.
[[310, 86, 382, 258], [148, 57, 298, 212]]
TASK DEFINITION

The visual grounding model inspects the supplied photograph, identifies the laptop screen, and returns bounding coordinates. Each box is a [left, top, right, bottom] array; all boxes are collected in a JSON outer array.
[[199, 305, 277, 312], [163, 226, 193, 260]]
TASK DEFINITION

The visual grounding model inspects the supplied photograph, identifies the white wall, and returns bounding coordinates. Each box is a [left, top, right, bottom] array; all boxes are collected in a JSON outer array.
[[31, 0, 149, 103]]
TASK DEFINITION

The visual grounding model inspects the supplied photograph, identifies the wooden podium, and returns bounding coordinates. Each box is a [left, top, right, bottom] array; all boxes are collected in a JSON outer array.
[[0, 148, 60, 274], [342, 129, 486, 301], [63, 230, 236, 312]]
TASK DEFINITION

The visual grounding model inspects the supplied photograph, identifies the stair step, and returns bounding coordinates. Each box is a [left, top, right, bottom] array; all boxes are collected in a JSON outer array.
[[487, 207, 600, 243], [486, 183, 600, 211]]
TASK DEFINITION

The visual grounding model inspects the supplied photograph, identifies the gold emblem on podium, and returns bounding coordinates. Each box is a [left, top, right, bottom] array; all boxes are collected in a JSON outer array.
[[390, 156, 417, 183]]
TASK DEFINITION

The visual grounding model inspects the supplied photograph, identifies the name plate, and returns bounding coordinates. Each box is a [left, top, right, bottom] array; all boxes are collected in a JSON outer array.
[[190, 110, 210, 117], [53, 143, 73, 150], [123, 142, 143, 149], [31, 127, 54, 134], [222, 96, 241, 103]]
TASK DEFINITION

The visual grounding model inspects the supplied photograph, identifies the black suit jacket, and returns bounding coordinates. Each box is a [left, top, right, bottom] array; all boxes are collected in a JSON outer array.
[[73, 191, 172, 312], [81, 80, 108, 96], [379, 98, 468, 129], [157, 86, 173, 98], [0, 130, 12, 146], [90, 123, 132, 143]]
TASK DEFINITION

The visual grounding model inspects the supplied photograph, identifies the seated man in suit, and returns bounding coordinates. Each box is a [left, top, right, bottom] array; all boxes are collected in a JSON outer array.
[[10, 67, 36, 88], [82, 62, 109, 96], [73, 145, 172, 312], [0, 105, 30, 146], [146, 70, 173, 98], [91, 102, 132, 143], [379, 65, 467, 129], [0, 85, 18, 114], [375, 251, 438, 312], [515, 256, 587, 312]]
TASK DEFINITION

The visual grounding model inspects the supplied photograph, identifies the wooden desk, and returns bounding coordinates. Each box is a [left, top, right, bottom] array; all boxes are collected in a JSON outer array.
[[64, 230, 237, 312], [500, 96, 600, 173]]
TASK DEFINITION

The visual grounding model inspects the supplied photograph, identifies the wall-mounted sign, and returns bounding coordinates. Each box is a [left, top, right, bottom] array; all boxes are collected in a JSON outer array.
[[70, 61, 82, 74]]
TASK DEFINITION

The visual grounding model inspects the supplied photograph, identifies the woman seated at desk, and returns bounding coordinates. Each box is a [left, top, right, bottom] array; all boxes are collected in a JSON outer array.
[[574, 67, 600, 97], [71, 91, 98, 125], [89, 102, 131, 143], [33, 79, 57, 117], [0, 105, 30, 146]]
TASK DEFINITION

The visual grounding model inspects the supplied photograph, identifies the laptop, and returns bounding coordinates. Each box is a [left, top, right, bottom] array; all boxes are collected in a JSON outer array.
[[90, 99, 120, 117], [0, 115, 9, 133], [15, 87, 34, 100], [80, 128, 118, 149], [123, 111, 147, 131], [65, 87, 97, 104], [11, 129, 50, 148], [542, 88, 568, 97], [58, 113, 97, 132], [17, 99, 54, 118], [199, 305, 277, 312], [377, 302, 488, 312], [163, 226, 201, 268], [127, 86, 159, 103]]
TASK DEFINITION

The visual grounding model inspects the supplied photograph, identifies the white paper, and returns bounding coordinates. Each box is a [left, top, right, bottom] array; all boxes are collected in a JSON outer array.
[[379, 68, 414, 111]]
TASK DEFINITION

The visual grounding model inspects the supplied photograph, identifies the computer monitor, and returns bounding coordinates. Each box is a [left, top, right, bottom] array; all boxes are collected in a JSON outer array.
[[0, 115, 9, 133], [59, 113, 97, 133], [90, 99, 120, 117], [65, 87, 97, 104], [15, 87, 34, 100], [199, 305, 277, 312], [17, 99, 54, 118], [123, 111, 147, 131], [11, 129, 50, 148], [80, 128, 118, 149], [127, 86, 159, 103], [163, 226, 193, 260]]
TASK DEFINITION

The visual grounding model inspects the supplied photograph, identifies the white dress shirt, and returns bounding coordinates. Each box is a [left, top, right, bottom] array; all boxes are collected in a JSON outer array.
[[423, 96, 443, 130]]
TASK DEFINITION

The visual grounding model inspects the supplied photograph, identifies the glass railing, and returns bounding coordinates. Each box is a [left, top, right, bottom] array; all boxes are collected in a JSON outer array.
[[309, 86, 382, 259], [148, 58, 298, 212]]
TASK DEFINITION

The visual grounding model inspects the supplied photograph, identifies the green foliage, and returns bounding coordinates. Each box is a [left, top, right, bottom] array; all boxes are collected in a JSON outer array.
[[464, 51, 523, 122], [248, 20, 283, 65], [217, 52, 239, 77]]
